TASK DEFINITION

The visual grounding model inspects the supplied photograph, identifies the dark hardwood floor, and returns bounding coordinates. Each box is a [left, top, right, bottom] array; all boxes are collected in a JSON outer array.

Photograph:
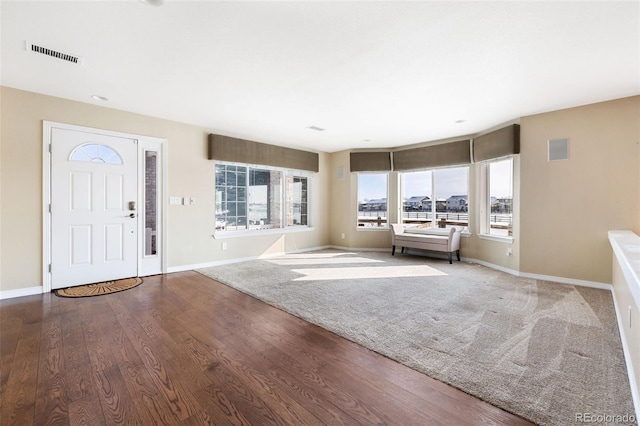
[[0, 272, 533, 425]]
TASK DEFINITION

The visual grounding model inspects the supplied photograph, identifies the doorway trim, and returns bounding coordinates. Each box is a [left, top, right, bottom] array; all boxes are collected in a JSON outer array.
[[42, 121, 168, 293]]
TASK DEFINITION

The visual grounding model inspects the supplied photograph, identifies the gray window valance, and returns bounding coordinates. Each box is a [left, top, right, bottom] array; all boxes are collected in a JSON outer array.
[[207, 134, 319, 172], [393, 139, 471, 171], [350, 152, 392, 172], [472, 124, 520, 162]]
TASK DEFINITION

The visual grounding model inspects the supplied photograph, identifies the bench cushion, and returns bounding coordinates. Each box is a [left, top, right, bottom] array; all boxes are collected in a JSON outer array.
[[395, 233, 449, 246]]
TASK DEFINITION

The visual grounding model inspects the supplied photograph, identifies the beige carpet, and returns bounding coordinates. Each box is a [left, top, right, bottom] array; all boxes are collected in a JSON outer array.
[[197, 250, 636, 425]]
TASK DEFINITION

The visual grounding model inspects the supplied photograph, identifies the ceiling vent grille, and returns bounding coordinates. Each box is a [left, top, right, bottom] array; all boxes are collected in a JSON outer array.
[[25, 41, 82, 65]]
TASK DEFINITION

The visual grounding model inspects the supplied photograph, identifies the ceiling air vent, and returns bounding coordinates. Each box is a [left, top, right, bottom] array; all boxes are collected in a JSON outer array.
[[25, 41, 82, 65]]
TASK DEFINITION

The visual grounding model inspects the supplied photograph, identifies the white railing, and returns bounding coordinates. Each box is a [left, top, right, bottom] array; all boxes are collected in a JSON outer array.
[[358, 210, 512, 226]]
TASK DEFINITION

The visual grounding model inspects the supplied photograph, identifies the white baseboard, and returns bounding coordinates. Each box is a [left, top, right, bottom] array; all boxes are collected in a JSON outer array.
[[329, 248, 613, 291], [460, 257, 611, 290], [460, 257, 521, 276], [166, 245, 333, 273], [0, 286, 44, 300], [329, 245, 390, 252], [516, 271, 611, 290], [167, 257, 254, 273]]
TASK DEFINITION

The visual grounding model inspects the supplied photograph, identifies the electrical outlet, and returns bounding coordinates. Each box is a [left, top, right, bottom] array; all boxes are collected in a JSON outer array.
[[506, 248, 512, 256], [169, 196, 182, 205], [341, 232, 345, 239], [222, 242, 228, 250]]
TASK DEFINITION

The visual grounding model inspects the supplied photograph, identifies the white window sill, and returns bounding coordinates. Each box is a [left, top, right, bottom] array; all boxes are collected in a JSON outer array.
[[356, 226, 390, 231], [213, 226, 315, 239], [478, 233, 514, 244]]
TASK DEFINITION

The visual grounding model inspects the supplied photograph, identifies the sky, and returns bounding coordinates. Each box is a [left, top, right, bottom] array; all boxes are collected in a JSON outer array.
[[358, 160, 513, 202]]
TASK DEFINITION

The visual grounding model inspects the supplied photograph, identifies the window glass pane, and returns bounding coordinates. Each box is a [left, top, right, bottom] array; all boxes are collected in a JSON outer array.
[[226, 170, 237, 187], [237, 187, 247, 202], [70, 143, 123, 164], [357, 173, 388, 228], [215, 168, 224, 229], [287, 176, 308, 226], [489, 159, 513, 236], [227, 187, 237, 202], [98, 145, 112, 159], [70, 149, 92, 162], [215, 165, 226, 185], [434, 167, 469, 229], [249, 168, 282, 230], [237, 170, 246, 186], [401, 171, 432, 228], [227, 202, 237, 217]]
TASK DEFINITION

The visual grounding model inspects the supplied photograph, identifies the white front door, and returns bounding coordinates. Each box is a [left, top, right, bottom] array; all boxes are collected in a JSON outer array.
[[50, 128, 138, 289]]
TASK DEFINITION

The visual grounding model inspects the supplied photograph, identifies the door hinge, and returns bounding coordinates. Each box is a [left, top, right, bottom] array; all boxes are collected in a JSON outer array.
[[48, 144, 52, 153], [48, 204, 52, 213], [48, 264, 52, 273]]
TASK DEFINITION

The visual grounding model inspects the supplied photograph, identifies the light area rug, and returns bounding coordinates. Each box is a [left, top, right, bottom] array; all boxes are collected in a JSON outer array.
[[197, 250, 636, 425]]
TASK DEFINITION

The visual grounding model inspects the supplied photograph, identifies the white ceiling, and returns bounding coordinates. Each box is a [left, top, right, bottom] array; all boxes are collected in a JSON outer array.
[[1, 1, 639, 152]]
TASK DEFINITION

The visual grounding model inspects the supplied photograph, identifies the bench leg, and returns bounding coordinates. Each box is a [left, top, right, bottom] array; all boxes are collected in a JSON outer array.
[[456, 250, 460, 261], [401, 247, 405, 254], [448, 252, 452, 264], [392, 245, 396, 256]]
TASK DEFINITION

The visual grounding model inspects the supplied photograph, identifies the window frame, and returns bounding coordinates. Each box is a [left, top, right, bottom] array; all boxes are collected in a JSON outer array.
[[69, 143, 123, 164], [478, 156, 514, 242], [399, 165, 470, 232], [286, 173, 309, 227], [356, 172, 390, 230], [214, 161, 313, 237]]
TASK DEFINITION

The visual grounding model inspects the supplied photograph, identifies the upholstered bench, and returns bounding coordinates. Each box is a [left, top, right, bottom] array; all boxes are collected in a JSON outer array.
[[391, 223, 461, 264]]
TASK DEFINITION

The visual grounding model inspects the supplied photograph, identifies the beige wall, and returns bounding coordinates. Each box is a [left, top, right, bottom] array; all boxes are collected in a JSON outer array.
[[328, 96, 639, 284], [520, 96, 640, 283], [1, 86, 638, 294], [0, 87, 330, 292]]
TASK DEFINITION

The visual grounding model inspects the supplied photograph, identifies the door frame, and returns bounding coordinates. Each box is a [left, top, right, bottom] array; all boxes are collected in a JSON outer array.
[[42, 121, 168, 293]]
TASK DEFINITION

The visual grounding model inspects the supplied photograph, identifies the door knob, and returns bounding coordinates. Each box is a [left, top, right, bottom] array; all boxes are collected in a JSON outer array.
[[129, 213, 136, 218]]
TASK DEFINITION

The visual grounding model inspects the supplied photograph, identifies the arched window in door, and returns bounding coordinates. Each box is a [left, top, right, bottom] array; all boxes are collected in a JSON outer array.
[[69, 143, 123, 164]]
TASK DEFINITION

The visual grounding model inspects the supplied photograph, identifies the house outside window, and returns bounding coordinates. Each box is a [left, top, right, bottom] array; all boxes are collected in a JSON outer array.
[[401, 166, 469, 230], [215, 162, 310, 233], [357, 173, 388, 228]]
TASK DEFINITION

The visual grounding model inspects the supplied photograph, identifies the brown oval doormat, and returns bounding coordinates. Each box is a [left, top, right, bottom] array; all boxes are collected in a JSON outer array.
[[54, 277, 143, 298]]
